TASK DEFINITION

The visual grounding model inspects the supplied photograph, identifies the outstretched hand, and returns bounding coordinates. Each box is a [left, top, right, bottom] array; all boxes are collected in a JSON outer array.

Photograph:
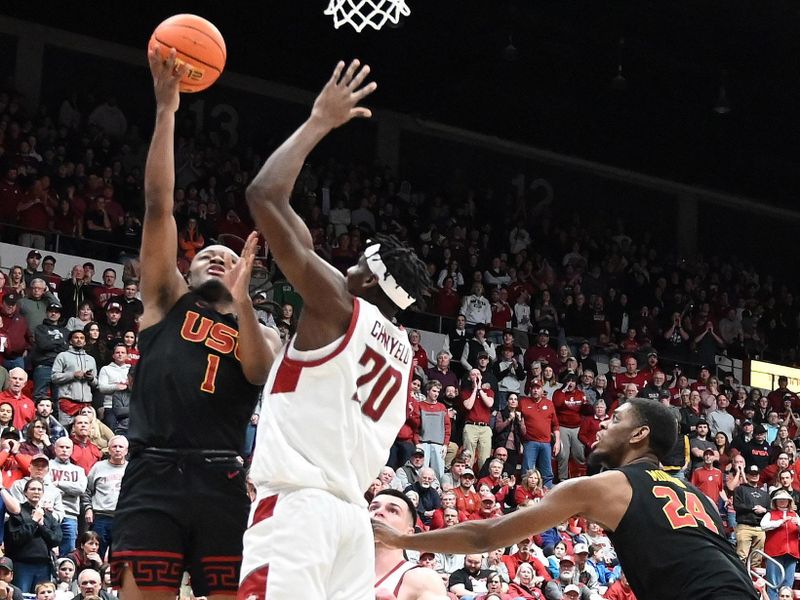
[[147, 44, 190, 113], [311, 59, 378, 130], [224, 231, 259, 307]]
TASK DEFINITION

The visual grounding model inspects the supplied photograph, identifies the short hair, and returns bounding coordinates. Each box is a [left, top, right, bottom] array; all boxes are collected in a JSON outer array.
[[627, 399, 678, 461], [425, 380, 442, 393], [375, 488, 417, 528], [369, 233, 433, 311], [24, 477, 45, 493]]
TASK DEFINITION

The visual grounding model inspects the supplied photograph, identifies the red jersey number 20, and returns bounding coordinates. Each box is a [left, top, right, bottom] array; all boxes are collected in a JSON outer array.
[[355, 346, 403, 421]]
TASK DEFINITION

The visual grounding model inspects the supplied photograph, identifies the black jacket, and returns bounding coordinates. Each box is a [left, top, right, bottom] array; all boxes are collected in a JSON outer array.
[[5, 501, 62, 563], [30, 319, 70, 367]]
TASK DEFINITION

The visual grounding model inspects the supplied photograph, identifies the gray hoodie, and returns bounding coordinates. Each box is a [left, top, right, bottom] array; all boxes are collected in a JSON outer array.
[[51, 347, 97, 402]]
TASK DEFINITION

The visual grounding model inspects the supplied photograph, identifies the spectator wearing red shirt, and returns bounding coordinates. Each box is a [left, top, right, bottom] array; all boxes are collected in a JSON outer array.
[[477, 459, 511, 505], [690, 365, 711, 395], [759, 490, 800, 595], [519, 380, 559, 488], [429, 489, 457, 530], [388, 393, 420, 471], [69, 415, 101, 475], [604, 572, 636, 600], [690, 448, 726, 505], [579, 399, 610, 469], [468, 491, 503, 522], [515, 469, 546, 507], [552, 375, 592, 482], [0, 167, 23, 225], [461, 369, 494, 469], [0, 294, 32, 371], [489, 288, 513, 339], [768, 377, 800, 413], [431, 276, 461, 318], [453, 468, 480, 521], [0, 434, 33, 488], [91, 269, 123, 317], [501, 538, 553, 584], [615, 357, 649, 401], [16, 177, 54, 249], [408, 330, 429, 370], [40, 256, 62, 295], [0, 368, 35, 430], [523, 330, 559, 374]]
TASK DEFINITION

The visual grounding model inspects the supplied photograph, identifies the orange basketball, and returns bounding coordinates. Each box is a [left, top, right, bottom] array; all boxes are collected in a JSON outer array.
[[148, 14, 226, 93]]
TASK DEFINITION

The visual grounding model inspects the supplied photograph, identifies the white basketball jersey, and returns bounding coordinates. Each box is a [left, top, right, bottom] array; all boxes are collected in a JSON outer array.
[[375, 560, 419, 597], [250, 297, 411, 506]]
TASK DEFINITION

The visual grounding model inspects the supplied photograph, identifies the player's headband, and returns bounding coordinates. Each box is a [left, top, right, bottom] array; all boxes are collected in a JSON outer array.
[[364, 243, 416, 310]]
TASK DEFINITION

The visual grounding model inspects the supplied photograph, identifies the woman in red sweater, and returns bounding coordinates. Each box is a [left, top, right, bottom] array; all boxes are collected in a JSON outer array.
[[760, 490, 800, 597]]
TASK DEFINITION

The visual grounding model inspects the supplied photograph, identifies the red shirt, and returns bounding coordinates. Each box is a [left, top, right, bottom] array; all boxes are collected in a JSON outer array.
[[0, 390, 35, 429], [515, 485, 545, 505], [17, 196, 50, 230], [763, 509, 800, 559], [0, 451, 32, 488], [490, 302, 512, 330], [70, 436, 102, 475], [432, 288, 461, 318], [690, 465, 724, 501], [453, 487, 480, 517], [524, 345, 559, 372], [501, 553, 552, 581], [519, 396, 559, 443], [604, 580, 637, 600], [616, 371, 649, 396], [552, 388, 591, 428], [579, 414, 609, 452], [461, 387, 494, 424]]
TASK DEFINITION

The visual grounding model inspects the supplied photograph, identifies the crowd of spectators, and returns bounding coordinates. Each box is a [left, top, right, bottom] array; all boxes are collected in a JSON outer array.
[[4, 73, 800, 598]]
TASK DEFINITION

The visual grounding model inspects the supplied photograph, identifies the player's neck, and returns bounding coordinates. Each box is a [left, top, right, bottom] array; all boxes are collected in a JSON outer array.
[[375, 546, 407, 574]]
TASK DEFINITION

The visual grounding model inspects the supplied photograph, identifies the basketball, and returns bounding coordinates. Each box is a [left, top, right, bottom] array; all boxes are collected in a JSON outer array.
[[147, 14, 226, 93]]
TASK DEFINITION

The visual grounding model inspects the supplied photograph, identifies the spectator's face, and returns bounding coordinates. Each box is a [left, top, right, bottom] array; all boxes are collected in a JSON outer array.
[[780, 471, 793, 488], [109, 438, 128, 462], [112, 346, 127, 364], [36, 400, 52, 418], [460, 474, 475, 489], [464, 555, 482, 575], [489, 462, 502, 477], [696, 424, 709, 437], [654, 372, 666, 386], [443, 508, 459, 526], [78, 572, 100, 596], [418, 554, 436, 569], [42, 260, 55, 274], [456, 316, 466, 328], [73, 417, 90, 437], [124, 284, 138, 299], [30, 281, 46, 299], [54, 438, 73, 461], [83, 266, 94, 280], [442, 494, 456, 509], [437, 353, 450, 369], [0, 404, 12, 423], [57, 561, 74, 583], [107, 308, 122, 324], [426, 386, 440, 402], [626, 358, 637, 373], [70, 332, 86, 348], [419, 469, 436, 488], [8, 371, 26, 394], [26, 255, 40, 270], [46, 308, 61, 321], [24, 481, 44, 504], [124, 331, 136, 346], [29, 459, 48, 479], [411, 453, 425, 467]]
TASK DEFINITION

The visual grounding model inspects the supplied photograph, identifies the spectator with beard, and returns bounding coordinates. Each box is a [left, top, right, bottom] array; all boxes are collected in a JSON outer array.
[[404, 468, 441, 527]]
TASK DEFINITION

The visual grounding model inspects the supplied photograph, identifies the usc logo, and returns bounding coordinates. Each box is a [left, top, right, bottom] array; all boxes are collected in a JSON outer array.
[[180, 311, 240, 359]]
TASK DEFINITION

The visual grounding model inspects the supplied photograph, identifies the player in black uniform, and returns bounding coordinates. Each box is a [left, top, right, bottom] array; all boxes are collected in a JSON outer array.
[[374, 399, 759, 600], [111, 46, 280, 600]]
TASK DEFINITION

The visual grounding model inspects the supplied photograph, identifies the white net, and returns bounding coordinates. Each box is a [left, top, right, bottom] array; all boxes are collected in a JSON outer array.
[[325, 0, 411, 32]]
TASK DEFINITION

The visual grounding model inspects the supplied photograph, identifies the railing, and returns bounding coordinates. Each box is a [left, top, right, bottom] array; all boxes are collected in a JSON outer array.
[[747, 549, 784, 593], [0, 221, 139, 260]]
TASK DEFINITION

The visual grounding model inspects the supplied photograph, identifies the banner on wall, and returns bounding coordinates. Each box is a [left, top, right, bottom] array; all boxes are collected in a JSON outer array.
[[748, 359, 800, 391]]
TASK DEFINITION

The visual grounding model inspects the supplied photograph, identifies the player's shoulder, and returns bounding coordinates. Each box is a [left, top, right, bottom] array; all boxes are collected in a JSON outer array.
[[398, 565, 447, 599]]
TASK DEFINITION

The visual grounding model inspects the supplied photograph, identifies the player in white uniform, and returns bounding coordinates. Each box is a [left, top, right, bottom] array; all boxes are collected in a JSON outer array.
[[239, 60, 433, 600], [371, 490, 449, 600]]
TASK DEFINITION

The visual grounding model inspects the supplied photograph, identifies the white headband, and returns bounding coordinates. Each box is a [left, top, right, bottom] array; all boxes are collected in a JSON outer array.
[[364, 243, 416, 310]]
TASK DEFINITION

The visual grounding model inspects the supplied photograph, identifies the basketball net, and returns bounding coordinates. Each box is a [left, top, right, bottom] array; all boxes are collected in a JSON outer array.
[[325, 0, 411, 32]]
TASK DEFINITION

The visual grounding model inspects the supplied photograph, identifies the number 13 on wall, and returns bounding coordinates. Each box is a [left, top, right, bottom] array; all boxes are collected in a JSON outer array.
[[355, 346, 403, 421]]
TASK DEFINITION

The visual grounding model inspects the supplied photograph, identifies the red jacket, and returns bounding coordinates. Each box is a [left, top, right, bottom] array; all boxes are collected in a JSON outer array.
[[604, 580, 637, 600], [763, 509, 800, 559], [502, 553, 552, 581], [0, 450, 32, 488], [0, 390, 35, 429], [515, 486, 544, 505], [579, 414, 609, 453], [519, 396, 559, 443], [0, 311, 32, 361], [70, 436, 102, 475], [552, 388, 591, 428], [396, 395, 420, 443]]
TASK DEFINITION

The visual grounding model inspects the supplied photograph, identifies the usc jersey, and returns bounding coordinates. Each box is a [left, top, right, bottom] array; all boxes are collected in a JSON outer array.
[[250, 297, 411, 506]]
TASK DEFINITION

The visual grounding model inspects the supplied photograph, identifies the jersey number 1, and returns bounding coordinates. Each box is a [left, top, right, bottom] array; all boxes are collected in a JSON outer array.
[[201, 354, 221, 393], [652, 485, 717, 531], [356, 346, 402, 421]]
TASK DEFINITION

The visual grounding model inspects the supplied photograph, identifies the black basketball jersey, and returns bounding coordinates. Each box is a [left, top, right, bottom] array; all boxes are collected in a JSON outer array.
[[608, 461, 758, 600], [126, 292, 261, 452]]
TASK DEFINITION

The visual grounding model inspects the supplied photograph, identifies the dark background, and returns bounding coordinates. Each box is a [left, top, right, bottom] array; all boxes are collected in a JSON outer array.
[[2, 1, 799, 207]]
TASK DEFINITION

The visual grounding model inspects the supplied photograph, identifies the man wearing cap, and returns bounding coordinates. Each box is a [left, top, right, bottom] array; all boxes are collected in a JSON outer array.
[[18, 278, 56, 338], [571, 543, 600, 595], [99, 300, 125, 346], [92, 269, 123, 318], [0, 369, 35, 430], [395, 448, 428, 492], [691, 365, 712, 395], [0, 294, 31, 371], [468, 491, 502, 522], [81, 262, 99, 289], [554, 556, 595, 600], [519, 379, 560, 488], [733, 464, 770, 564], [9, 453, 65, 523], [641, 351, 664, 380], [688, 420, 717, 474], [40, 255, 61, 295], [523, 329, 558, 375], [553, 374, 591, 483], [404, 468, 441, 527], [22, 250, 44, 287], [0, 556, 25, 600], [453, 469, 480, 520], [370, 489, 448, 600], [742, 424, 772, 471], [691, 448, 727, 506], [29, 303, 69, 402], [51, 330, 98, 425]]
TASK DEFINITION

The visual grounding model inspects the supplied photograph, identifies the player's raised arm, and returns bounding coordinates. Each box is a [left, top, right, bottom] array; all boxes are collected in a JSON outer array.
[[245, 60, 377, 319], [139, 46, 191, 329]]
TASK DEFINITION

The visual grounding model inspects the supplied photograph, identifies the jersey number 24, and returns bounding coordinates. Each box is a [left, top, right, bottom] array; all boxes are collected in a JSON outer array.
[[355, 346, 403, 421], [652, 485, 717, 531]]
